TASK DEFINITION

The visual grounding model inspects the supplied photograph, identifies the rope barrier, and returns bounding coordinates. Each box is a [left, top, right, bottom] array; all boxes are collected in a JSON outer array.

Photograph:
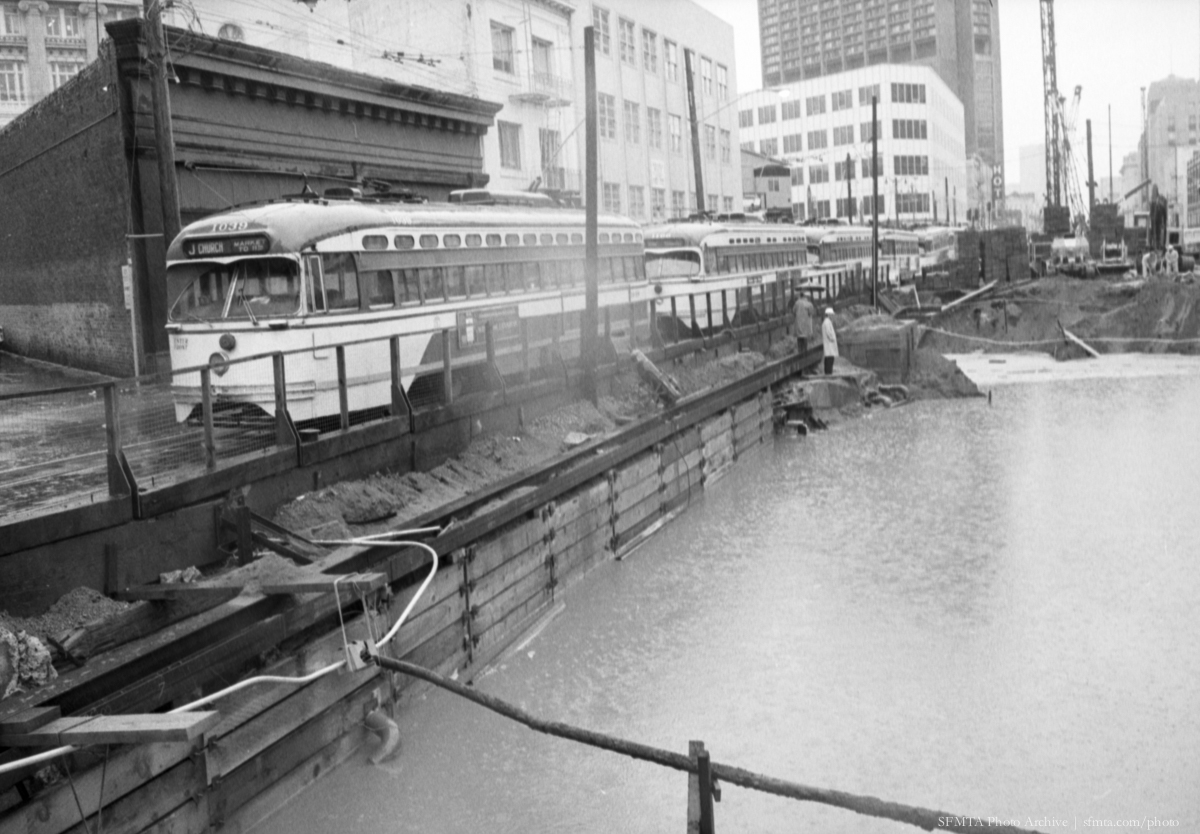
[[370, 654, 1048, 834], [920, 325, 1200, 348]]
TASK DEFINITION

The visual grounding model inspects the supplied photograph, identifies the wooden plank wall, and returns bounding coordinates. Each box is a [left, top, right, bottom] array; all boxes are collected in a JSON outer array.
[[0, 389, 778, 834]]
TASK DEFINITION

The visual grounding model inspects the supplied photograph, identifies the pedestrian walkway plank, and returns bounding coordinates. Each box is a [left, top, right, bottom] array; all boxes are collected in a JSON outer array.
[[0, 711, 219, 746]]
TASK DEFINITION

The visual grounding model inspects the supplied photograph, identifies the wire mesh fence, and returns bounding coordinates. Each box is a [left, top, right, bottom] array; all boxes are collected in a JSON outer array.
[[0, 383, 116, 523]]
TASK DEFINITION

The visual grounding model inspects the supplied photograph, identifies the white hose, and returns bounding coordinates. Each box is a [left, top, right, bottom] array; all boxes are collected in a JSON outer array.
[[0, 536, 441, 777]]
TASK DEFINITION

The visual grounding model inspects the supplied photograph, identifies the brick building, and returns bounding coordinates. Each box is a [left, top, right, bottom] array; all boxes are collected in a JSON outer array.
[[0, 20, 500, 376]]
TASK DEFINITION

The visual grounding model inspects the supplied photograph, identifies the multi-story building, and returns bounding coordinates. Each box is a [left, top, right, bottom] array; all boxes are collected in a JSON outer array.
[[1187, 150, 1200, 228], [756, 0, 1002, 205], [151, 0, 739, 222], [1141, 75, 1200, 227], [0, 0, 140, 129], [738, 64, 965, 225], [572, 1, 740, 221], [1019, 142, 1046, 207]]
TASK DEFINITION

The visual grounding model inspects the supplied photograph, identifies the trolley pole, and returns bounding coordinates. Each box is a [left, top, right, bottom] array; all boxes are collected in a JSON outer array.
[[871, 96, 879, 311], [582, 26, 599, 405], [143, 0, 181, 247]]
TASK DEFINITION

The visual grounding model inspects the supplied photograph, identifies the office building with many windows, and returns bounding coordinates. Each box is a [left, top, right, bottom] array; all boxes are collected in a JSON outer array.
[[756, 0, 1002, 201], [738, 63, 966, 223], [0, 1, 140, 129], [574, 0, 740, 220]]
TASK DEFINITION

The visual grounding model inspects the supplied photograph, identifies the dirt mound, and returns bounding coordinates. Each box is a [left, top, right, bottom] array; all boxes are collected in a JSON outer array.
[[0, 586, 129, 646], [908, 349, 982, 399], [671, 351, 769, 396]]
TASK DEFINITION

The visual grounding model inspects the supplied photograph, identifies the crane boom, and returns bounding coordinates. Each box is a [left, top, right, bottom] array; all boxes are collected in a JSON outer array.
[[1041, 0, 1061, 210]]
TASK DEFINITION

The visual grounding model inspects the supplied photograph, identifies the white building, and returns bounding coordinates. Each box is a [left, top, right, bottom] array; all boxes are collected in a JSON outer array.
[[571, 1, 740, 220], [159, 0, 739, 222], [737, 64, 967, 225]]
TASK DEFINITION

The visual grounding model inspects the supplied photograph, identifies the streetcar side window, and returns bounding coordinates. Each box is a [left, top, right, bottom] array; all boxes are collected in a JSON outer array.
[[306, 255, 325, 312], [465, 264, 487, 297], [627, 255, 644, 281], [419, 266, 446, 301], [445, 265, 467, 299], [399, 268, 421, 305], [321, 252, 359, 311], [364, 268, 396, 308]]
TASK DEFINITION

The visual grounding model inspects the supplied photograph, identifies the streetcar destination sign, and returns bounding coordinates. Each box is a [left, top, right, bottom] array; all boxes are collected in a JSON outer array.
[[182, 235, 271, 258]]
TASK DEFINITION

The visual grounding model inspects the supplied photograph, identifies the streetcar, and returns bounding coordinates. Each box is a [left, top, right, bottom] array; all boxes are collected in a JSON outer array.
[[916, 226, 958, 272], [642, 219, 810, 338], [879, 228, 921, 282], [165, 190, 649, 425]]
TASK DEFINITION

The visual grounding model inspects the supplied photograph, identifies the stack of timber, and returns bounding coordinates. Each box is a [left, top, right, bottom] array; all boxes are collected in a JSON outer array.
[[0, 355, 796, 834], [954, 227, 1029, 288]]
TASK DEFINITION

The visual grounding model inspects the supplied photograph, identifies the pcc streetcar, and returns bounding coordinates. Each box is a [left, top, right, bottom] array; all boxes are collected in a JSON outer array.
[[917, 226, 958, 272], [165, 190, 649, 425], [642, 220, 810, 338]]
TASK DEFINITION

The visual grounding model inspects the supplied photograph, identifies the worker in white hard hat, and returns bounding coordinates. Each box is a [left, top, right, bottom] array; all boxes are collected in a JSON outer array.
[[821, 307, 838, 375]]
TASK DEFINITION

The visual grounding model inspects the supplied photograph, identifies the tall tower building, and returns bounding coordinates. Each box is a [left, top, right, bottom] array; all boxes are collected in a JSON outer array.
[[757, 0, 1003, 201]]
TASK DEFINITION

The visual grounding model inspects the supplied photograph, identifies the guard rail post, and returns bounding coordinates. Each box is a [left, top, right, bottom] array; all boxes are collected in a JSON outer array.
[[103, 383, 127, 496], [336, 345, 350, 431], [441, 329, 454, 406], [271, 352, 293, 448], [721, 290, 728, 329], [520, 319, 531, 385], [200, 367, 216, 470], [485, 321, 496, 366], [688, 294, 697, 341], [388, 335, 414, 433], [670, 297, 679, 343]]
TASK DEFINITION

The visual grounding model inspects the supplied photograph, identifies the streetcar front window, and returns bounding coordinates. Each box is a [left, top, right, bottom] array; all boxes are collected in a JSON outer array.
[[168, 262, 236, 321], [227, 258, 302, 319], [645, 249, 701, 279]]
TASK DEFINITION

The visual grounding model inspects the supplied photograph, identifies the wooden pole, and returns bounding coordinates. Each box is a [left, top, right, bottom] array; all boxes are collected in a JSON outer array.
[[142, 0, 181, 247], [370, 656, 1047, 834], [872, 95, 879, 311], [336, 345, 350, 431], [103, 383, 126, 496], [441, 329, 453, 405], [520, 319, 531, 384], [271, 352, 292, 448], [583, 25, 599, 404], [684, 48, 705, 213], [200, 367, 216, 470]]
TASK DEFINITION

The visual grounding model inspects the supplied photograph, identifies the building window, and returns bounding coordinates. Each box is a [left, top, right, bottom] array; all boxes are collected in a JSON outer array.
[[720, 128, 731, 162], [782, 100, 802, 120], [664, 40, 679, 81], [647, 107, 663, 149], [592, 7, 610, 55], [758, 104, 776, 124], [619, 18, 636, 65], [892, 119, 928, 139], [809, 164, 829, 184], [859, 83, 880, 105], [717, 64, 728, 100], [629, 185, 645, 218], [652, 187, 666, 220], [623, 100, 640, 144], [2, 5, 23, 35], [861, 194, 885, 215], [671, 189, 685, 217], [833, 125, 855, 145], [861, 120, 881, 141], [783, 134, 802, 153], [793, 203, 806, 222], [834, 159, 855, 180], [532, 38, 554, 81], [540, 128, 564, 188], [861, 155, 882, 177], [642, 28, 657, 73], [49, 58, 84, 89], [45, 7, 82, 38], [602, 182, 621, 213], [807, 129, 828, 149], [217, 23, 244, 42], [598, 93, 617, 139], [811, 200, 831, 219], [498, 121, 522, 169], [897, 192, 930, 213], [760, 137, 778, 156], [669, 113, 683, 153], [739, 109, 753, 128], [723, 196, 733, 212], [831, 89, 853, 111], [707, 194, 719, 214], [0, 59, 26, 102], [703, 124, 716, 159], [491, 23, 515, 74], [741, 141, 754, 152], [791, 167, 804, 185], [700, 56, 713, 94], [890, 82, 926, 103], [893, 155, 930, 175], [806, 94, 826, 116]]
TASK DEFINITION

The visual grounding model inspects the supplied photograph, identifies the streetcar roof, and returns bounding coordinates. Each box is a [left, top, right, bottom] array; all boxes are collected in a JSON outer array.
[[168, 199, 639, 260], [643, 220, 806, 250]]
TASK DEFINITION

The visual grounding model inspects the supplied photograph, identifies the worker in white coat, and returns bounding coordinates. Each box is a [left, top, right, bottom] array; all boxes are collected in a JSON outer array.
[[821, 307, 838, 375]]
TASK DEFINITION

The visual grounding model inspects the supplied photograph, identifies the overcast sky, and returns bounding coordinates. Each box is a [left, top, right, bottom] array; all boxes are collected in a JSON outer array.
[[694, 0, 1200, 193]]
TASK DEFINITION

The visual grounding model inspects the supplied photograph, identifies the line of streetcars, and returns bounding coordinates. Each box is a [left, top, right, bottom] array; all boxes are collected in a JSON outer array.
[[163, 189, 958, 428]]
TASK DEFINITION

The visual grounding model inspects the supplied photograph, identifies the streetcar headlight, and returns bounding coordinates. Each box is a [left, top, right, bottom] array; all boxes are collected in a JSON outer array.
[[208, 352, 230, 377], [219, 332, 237, 351]]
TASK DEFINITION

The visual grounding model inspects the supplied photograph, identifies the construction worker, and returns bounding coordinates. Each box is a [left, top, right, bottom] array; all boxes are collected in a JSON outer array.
[[1165, 245, 1179, 276], [822, 308, 838, 375]]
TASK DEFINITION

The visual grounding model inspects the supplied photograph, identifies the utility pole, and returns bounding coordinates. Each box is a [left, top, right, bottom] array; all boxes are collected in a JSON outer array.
[[683, 48, 705, 215], [1108, 104, 1114, 203], [871, 96, 879, 311], [144, 0, 181, 248], [1086, 118, 1096, 216], [944, 177, 949, 226], [845, 153, 853, 222], [583, 26, 598, 404]]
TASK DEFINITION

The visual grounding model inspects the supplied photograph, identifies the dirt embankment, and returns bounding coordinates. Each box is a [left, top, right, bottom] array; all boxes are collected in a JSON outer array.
[[918, 276, 1200, 356]]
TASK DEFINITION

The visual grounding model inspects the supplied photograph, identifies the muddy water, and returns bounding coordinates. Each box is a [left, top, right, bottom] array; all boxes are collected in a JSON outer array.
[[259, 359, 1200, 834]]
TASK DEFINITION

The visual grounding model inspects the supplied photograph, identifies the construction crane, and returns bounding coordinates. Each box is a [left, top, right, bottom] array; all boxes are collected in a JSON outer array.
[[1040, 0, 1084, 235], [1058, 84, 1088, 227]]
